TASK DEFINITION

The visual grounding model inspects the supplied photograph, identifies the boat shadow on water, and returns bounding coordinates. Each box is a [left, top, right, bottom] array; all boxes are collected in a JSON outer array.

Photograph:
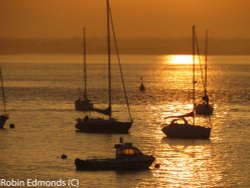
[[161, 137, 211, 157], [73, 168, 153, 188], [161, 137, 211, 146]]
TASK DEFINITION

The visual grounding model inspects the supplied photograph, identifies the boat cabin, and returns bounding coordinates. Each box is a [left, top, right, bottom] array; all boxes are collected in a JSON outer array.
[[169, 117, 188, 126], [115, 143, 143, 158]]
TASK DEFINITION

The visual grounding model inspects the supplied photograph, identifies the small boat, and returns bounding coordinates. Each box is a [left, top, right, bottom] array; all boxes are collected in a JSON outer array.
[[162, 26, 211, 139], [0, 68, 8, 129], [75, 138, 155, 171], [195, 102, 213, 115], [75, 0, 133, 133], [139, 77, 145, 91], [75, 27, 94, 111], [195, 30, 214, 115]]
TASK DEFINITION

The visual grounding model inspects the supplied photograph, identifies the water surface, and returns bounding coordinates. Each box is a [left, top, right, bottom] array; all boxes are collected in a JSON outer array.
[[0, 54, 249, 187]]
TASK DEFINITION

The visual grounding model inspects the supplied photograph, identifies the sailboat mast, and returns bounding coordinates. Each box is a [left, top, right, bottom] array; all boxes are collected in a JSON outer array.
[[204, 30, 208, 96], [83, 27, 87, 99], [0, 68, 7, 114], [192, 25, 196, 126], [107, 0, 112, 119]]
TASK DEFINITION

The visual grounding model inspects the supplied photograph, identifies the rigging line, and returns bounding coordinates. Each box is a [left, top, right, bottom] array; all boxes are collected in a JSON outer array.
[[195, 33, 206, 93], [107, 0, 112, 119], [0, 67, 7, 114], [109, 7, 133, 122], [83, 27, 87, 99], [204, 30, 209, 95], [192, 26, 195, 126]]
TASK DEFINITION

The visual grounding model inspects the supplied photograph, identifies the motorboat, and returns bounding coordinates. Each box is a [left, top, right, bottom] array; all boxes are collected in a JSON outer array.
[[75, 139, 155, 171]]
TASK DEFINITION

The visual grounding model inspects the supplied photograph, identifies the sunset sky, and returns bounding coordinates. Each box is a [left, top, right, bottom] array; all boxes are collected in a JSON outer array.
[[0, 0, 249, 38]]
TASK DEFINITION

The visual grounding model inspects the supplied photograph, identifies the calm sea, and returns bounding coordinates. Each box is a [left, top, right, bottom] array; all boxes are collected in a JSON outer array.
[[0, 54, 249, 187]]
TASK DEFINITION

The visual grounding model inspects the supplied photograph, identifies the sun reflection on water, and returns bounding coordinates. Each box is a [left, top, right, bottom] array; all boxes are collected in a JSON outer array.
[[151, 139, 224, 187]]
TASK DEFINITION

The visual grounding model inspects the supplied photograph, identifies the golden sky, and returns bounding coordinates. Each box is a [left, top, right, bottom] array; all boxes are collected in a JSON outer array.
[[0, 0, 249, 38]]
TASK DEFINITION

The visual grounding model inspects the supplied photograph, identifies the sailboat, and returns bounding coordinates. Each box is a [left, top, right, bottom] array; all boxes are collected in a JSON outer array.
[[195, 30, 214, 115], [162, 26, 211, 139], [75, 0, 133, 134], [0, 68, 9, 129], [139, 77, 145, 91], [75, 27, 94, 111]]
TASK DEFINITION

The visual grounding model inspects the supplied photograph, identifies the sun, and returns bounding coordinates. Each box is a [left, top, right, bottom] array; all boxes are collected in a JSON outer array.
[[162, 55, 201, 65]]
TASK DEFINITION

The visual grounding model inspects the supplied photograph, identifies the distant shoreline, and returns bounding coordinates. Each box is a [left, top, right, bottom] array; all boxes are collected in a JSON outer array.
[[1, 37, 250, 55]]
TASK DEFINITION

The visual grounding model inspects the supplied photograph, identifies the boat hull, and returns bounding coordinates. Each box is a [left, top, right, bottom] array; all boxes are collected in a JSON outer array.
[[75, 119, 132, 134], [162, 123, 211, 139], [75, 156, 155, 171], [0, 115, 8, 129], [195, 104, 214, 115]]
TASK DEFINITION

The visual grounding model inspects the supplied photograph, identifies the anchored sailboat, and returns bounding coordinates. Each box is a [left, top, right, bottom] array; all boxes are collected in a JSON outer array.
[[162, 26, 211, 139], [195, 30, 214, 115], [75, 27, 94, 111], [0, 68, 8, 129], [75, 0, 132, 134]]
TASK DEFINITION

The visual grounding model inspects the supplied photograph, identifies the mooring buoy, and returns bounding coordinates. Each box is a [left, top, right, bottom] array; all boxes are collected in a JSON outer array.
[[9, 124, 15, 129], [155, 163, 160, 168], [61, 154, 67, 159]]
